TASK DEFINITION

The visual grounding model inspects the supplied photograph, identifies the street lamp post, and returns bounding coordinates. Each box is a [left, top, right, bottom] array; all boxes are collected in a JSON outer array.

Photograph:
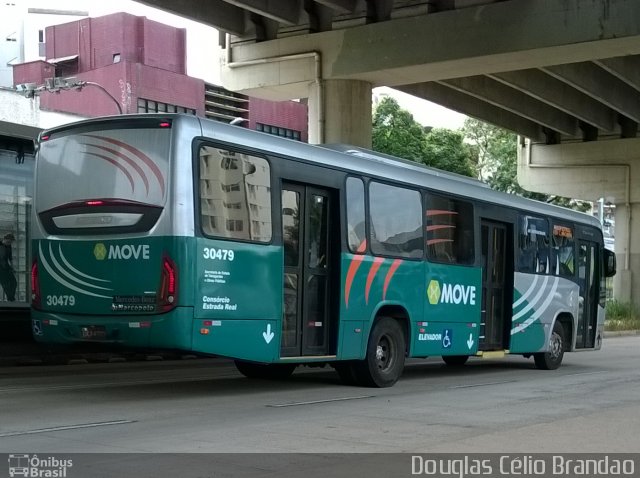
[[15, 77, 123, 114]]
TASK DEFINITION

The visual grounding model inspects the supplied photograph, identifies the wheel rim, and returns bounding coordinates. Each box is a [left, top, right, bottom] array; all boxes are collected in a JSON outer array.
[[549, 331, 563, 360], [375, 334, 395, 372]]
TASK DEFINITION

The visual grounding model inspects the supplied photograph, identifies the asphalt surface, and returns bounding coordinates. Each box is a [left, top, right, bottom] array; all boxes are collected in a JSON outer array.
[[2, 336, 639, 476]]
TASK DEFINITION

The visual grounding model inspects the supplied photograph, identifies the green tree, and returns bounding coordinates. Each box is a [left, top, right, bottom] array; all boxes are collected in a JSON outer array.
[[462, 118, 590, 211], [372, 96, 428, 163], [372, 96, 474, 177], [423, 128, 474, 177]]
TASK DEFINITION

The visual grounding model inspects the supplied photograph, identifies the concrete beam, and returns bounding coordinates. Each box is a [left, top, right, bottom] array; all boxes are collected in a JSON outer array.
[[441, 75, 578, 137], [0, 120, 41, 141], [225, 0, 301, 25], [396, 82, 545, 142], [489, 69, 617, 133], [134, 0, 246, 35], [518, 137, 640, 203], [222, 0, 640, 98], [595, 55, 640, 93], [543, 62, 640, 123], [314, 0, 357, 14]]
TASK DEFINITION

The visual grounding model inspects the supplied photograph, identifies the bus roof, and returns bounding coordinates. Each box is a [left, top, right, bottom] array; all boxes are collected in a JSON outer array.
[[40, 114, 601, 230]]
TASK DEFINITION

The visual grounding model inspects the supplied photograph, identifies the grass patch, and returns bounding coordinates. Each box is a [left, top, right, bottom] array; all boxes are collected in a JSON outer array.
[[605, 300, 640, 331]]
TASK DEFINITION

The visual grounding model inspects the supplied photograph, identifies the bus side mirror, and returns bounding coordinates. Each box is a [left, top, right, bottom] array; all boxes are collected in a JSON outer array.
[[604, 249, 616, 277]]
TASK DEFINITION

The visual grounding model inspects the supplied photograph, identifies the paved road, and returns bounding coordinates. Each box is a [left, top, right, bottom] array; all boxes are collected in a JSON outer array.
[[1, 336, 639, 459]]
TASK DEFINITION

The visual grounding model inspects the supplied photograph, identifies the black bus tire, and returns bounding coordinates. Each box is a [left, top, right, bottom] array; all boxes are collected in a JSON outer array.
[[533, 321, 565, 370], [352, 317, 405, 388], [234, 361, 296, 379]]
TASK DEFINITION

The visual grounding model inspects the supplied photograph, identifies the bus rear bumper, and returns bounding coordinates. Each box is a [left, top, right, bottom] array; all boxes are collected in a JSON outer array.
[[31, 307, 194, 350]]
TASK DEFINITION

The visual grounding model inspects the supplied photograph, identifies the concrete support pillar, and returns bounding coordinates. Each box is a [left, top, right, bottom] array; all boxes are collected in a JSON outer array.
[[308, 79, 372, 147], [612, 202, 638, 303]]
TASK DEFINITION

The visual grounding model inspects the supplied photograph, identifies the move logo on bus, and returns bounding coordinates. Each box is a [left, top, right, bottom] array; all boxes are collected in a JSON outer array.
[[94, 242, 150, 260], [427, 279, 476, 306]]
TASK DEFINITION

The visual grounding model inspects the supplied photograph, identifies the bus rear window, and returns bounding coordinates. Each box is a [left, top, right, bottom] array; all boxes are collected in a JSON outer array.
[[35, 127, 170, 235]]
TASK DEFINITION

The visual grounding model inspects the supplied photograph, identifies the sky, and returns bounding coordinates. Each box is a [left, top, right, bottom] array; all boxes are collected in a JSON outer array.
[[27, 0, 467, 130]]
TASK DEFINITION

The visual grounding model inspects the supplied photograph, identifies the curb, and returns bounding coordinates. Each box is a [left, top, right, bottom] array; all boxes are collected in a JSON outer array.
[[603, 330, 640, 338]]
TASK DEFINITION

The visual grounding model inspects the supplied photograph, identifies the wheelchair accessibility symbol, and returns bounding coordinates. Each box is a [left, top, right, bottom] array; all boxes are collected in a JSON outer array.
[[442, 329, 452, 349], [32, 319, 43, 337]]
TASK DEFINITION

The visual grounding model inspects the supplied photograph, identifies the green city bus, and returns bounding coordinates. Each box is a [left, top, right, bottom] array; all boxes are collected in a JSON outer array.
[[30, 114, 616, 387]]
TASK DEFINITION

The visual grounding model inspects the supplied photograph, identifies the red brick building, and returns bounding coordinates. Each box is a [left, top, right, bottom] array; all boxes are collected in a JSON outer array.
[[13, 12, 308, 141]]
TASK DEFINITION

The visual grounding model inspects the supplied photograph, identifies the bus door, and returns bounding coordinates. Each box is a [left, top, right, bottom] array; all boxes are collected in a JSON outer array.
[[281, 183, 337, 357], [576, 241, 599, 348], [480, 220, 513, 351]]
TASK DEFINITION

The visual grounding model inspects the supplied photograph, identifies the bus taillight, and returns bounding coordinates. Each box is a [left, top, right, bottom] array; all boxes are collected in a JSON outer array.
[[159, 255, 177, 312], [31, 259, 41, 309]]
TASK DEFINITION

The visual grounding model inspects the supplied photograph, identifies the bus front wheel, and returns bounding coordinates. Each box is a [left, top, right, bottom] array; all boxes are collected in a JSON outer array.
[[533, 321, 565, 370], [234, 361, 297, 380], [352, 317, 405, 388]]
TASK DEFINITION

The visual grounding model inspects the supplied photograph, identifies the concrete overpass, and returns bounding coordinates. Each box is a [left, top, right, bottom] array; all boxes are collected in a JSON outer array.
[[137, 0, 640, 302]]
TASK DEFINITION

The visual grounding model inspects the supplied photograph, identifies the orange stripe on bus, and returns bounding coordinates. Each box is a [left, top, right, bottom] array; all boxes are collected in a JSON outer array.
[[382, 259, 403, 300], [365, 257, 385, 305], [426, 239, 454, 246], [426, 210, 458, 216], [426, 225, 456, 232], [344, 240, 367, 308]]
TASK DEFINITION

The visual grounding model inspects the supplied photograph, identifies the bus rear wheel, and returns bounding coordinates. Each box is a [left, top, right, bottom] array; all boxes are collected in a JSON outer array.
[[234, 361, 297, 380], [442, 355, 469, 366], [352, 317, 405, 388], [533, 321, 565, 370]]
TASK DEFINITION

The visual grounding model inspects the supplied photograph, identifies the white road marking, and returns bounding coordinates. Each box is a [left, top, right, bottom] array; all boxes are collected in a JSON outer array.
[[0, 420, 135, 437], [268, 395, 374, 407]]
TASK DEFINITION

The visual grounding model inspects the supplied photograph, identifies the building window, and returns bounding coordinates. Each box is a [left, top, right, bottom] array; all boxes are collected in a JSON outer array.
[[226, 219, 243, 232], [38, 30, 44, 42], [256, 123, 301, 141], [221, 158, 238, 170], [137, 98, 195, 115], [369, 182, 423, 259], [221, 183, 240, 192]]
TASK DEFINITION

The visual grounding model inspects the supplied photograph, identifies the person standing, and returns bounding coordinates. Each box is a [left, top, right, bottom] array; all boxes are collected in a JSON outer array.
[[0, 233, 17, 301]]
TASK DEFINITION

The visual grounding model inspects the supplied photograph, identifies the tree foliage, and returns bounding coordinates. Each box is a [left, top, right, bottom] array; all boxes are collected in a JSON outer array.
[[372, 96, 474, 177], [462, 118, 590, 211]]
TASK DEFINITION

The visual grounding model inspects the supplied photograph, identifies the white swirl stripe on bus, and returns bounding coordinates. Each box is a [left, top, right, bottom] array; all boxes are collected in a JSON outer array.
[[39, 243, 112, 299], [512, 275, 550, 322], [57, 244, 111, 283], [511, 277, 560, 335], [512, 274, 539, 309], [48, 244, 112, 291]]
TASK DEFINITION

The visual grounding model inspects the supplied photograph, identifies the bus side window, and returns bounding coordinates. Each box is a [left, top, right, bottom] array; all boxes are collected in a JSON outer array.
[[346, 177, 366, 253], [552, 224, 575, 277], [369, 182, 423, 259], [425, 193, 474, 265], [518, 216, 550, 274]]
